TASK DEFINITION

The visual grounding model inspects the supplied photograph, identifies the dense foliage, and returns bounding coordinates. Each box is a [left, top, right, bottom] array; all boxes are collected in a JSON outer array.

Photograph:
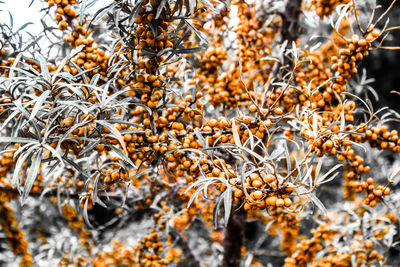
[[0, 0, 400, 266]]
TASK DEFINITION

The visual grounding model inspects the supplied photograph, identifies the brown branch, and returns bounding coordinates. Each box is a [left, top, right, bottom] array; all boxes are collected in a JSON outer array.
[[169, 226, 201, 267], [280, 0, 303, 63], [222, 208, 246, 267], [269, 0, 303, 83]]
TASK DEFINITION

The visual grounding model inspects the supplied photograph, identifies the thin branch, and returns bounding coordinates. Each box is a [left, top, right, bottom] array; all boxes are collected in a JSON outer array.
[[372, 0, 397, 29], [222, 208, 245, 267], [169, 226, 202, 267]]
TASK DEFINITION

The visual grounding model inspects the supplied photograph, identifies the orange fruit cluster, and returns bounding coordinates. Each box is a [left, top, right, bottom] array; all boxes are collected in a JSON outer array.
[[349, 177, 390, 207], [233, 0, 278, 74], [0, 201, 34, 267], [0, 0, 399, 266], [331, 31, 380, 93], [308, 0, 351, 18], [46, 0, 78, 30]]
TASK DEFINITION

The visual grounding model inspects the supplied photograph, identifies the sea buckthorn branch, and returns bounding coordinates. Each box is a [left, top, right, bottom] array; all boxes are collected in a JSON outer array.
[[307, 0, 351, 19], [0, 0, 400, 266], [222, 207, 245, 267], [0, 196, 34, 267], [285, 208, 397, 267]]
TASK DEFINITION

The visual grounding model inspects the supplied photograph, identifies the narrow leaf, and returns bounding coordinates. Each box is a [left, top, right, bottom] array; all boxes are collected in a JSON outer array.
[[22, 148, 43, 203], [29, 90, 51, 121]]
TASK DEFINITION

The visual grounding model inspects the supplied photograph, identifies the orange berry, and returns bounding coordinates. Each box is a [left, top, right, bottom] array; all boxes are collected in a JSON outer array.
[[374, 189, 382, 197], [383, 187, 390, 195], [267, 196, 277, 206], [234, 189, 243, 198], [284, 198, 292, 207], [253, 190, 263, 200], [358, 39, 367, 46], [273, 107, 283, 115], [252, 180, 263, 188], [265, 174, 275, 183], [249, 104, 257, 113], [276, 198, 284, 207]]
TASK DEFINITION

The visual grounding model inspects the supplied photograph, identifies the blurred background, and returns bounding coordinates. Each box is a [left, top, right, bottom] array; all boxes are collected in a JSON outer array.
[[361, 1, 400, 115]]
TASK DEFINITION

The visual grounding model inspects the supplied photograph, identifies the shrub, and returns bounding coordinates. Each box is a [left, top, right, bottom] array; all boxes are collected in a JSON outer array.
[[0, 0, 400, 266]]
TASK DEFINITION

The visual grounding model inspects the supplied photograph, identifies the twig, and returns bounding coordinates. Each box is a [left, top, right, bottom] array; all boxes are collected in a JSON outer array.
[[222, 208, 246, 267], [168, 226, 202, 267], [266, 0, 302, 92]]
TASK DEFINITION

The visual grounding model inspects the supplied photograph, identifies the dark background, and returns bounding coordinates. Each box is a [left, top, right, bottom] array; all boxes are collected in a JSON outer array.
[[362, 2, 400, 116]]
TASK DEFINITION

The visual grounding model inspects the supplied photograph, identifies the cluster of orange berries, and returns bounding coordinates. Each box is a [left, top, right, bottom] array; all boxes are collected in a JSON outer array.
[[0, 150, 15, 178], [1, 0, 400, 265], [119, 0, 190, 84], [178, 95, 204, 122], [299, 117, 344, 157], [133, 24, 174, 69], [92, 238, 181, 267], [43, 0, 109, 78], [285, 209, 397, 267], [171, 185, 216, 231], [155, 93, 203, 126], [0, 48, 5, 69], [273, 210, 300, 255], [127, 73, 164, 98], [296, 53, 333, 106], [132, 229, 170, 267], [352, 239, 383, 266], [0, 140, 50, 196], [348, 177, 390, 207], [70, 45, 108, 75], [284, 223, 339, 267], [91, 241, 137, 267], [193, 2, 229, 34], [231, 172, 294, 211], [0, 57, 15, 76], [121, 125, 160, 164], [313, 253, 351, 267], [232, 0, 277, 74], [103, 168, 130, 185], [0, 56, 11, 82], [0, 145, 21, 197], [176, 186, 220, 232], [203, 69, 250, 108], [192, 0, 274, 109], [153, 202, 170, 231], [308, 0, 351, 19], [362, 125, 400, 152], [140, 87, 166, 111], [0, 201, 34, 267], [196, 43, 226, 85], [338, 144, 370, 173], [331, 31, 379, 92], [340, 124, 399, 200], [372, 213, 396, 240], [343, 168, 359, 199], [208, 7, 230, 31], [0, 145, 49, 202], [45, 0, 77, 31], [58, 200, 93, 250]]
